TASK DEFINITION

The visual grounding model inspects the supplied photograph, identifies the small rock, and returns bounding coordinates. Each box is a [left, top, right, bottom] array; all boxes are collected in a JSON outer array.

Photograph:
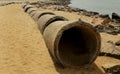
[[78, 9, 87, 12], [99, 14, 110, 19], [115, 40, 120, 46], [112, 13, 120, 20], [70, 7, 80, 12], [101, 18, 110, 25], [55, 6, 65, 11], [89, 11, 99, 16], [95, 25, 105, 32]]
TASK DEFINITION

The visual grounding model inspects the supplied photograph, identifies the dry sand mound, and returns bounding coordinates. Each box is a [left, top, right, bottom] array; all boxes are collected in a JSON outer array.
[[0, 4, 120, 74]]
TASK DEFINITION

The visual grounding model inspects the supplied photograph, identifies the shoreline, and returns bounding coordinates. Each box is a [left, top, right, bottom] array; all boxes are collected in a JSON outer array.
[[1, 0, 119, 23], [31, 1, 120, 23], [0, 1, 120, 35]]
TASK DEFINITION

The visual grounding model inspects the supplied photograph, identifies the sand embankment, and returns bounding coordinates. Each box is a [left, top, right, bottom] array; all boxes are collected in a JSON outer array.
[[0, 3, 120, 74]]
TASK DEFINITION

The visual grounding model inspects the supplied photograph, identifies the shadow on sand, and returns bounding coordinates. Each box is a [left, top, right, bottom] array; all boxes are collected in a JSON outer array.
[[54, 63, 105, 74]]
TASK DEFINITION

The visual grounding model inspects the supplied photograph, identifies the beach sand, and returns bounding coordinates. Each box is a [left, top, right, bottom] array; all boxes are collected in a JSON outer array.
[[0, 4, 120, 74]]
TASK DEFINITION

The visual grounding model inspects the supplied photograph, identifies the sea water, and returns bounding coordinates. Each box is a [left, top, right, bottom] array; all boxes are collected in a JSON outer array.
[[69, 0, 120, 15]]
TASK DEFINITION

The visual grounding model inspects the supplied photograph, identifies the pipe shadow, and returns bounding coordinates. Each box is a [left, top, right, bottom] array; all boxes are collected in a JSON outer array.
[[54, 63, 105, 74], [47, 48, 105, 74]]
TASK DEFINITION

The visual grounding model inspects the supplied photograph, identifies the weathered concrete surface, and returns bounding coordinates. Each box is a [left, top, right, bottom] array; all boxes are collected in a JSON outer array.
[[24, 5, 34, 12], [43, 20, 101, 67], [27, 8, 37, 14], [37, 14, 67, 33], [0, 4, 120, 74], [32, 11, 55, 21]]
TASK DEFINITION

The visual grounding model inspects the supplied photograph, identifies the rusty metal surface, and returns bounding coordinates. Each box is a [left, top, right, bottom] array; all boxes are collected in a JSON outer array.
[[32, 11, 55, 21], [37, 14, 68, 33]]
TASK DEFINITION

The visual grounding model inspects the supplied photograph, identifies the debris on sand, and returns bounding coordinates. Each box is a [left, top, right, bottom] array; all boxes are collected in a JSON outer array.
[[102, 63, 120, 74], [95, 24, 120, 35], [99, 40, 120, 59]]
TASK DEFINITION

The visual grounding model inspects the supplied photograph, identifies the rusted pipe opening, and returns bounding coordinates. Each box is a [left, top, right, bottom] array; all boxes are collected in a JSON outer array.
[[58, 26, 99, 67]]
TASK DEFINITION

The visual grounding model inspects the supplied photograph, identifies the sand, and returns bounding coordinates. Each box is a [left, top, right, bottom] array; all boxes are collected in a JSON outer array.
[[0, 4, 120, 74]]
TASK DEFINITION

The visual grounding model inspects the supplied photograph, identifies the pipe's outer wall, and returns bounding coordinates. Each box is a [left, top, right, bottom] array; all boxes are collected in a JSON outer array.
[[24, 5, 34, 12], [22, 4, 101, 68], [43, 20, 101, 67], [27, 8, 37, 14], [37, 14, 68, 34], [32, 11, 55, 21]]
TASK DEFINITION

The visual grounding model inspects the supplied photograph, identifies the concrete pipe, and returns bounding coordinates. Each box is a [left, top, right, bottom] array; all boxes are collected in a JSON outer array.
[[30, 10, 38, 17], [27, 8, 37, 14], [43, 20, 101, 67], [24, 5, 34, 12], [32, 11, 55, 21], [37, 14, 68, 34], [22, 4, 27, 8]]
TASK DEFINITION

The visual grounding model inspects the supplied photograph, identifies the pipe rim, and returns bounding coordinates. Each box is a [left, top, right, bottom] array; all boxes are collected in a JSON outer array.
[[27, 8, 37, 14], [54, 20, 101, 67], [24, 5, 34, 12], [33, 11, 55, 21], [40, 15, 68, 34]]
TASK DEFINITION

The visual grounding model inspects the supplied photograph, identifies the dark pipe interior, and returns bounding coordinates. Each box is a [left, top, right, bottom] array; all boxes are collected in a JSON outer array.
[[58, 26, 97, 66]]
